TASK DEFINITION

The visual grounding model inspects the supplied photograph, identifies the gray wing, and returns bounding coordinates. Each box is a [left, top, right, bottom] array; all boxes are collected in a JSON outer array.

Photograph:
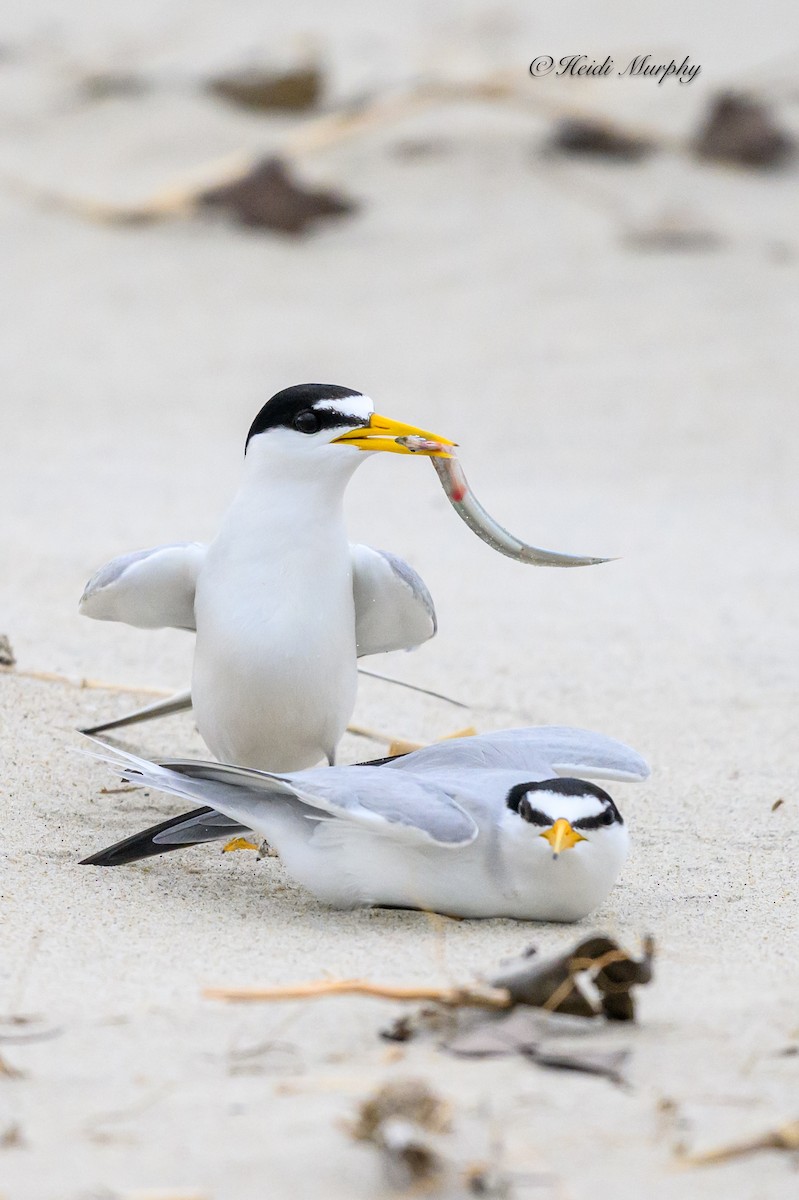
[[88, 744, 477, 848], [382, 726, 650, 783], [351, 544, 437, 656], [78, 540, 434, 654], [78, 540, 439, 733], [79, 543, 205, 630]]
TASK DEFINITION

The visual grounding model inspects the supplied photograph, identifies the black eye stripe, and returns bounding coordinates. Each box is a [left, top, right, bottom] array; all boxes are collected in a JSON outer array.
[[518, 802, 553, 827], [573, 809, 620, 830]]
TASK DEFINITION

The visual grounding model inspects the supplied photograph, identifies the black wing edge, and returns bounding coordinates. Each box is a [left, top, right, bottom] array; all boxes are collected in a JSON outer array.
[[79, 806, 249, 867]]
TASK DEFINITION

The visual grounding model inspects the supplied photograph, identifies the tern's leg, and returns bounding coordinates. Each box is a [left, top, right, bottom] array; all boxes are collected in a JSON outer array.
[[80, 689, 192, 735]]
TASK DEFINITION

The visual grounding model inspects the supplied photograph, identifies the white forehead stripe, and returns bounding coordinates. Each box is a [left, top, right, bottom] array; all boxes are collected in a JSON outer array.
[[317, 395, 374, 423], [535, 791, 610, 822]]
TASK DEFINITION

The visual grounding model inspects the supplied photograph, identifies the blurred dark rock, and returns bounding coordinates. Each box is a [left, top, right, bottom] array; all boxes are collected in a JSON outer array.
[[0, 633, 15, 667], [693, 92, 795, 169], [546, 117, 655, 161], [207, 65, 323, 112], [77, 72, 149, 101], [623, 213, 725, 253], [198, 157, 357, 234]]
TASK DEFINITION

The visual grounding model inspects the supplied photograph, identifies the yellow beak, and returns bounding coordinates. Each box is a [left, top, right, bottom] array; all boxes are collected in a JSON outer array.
[[331, 413, 455, 457], [540, 818, 586, 857]]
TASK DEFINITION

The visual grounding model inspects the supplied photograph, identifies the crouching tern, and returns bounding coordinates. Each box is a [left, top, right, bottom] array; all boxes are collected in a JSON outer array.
[[80, 726, 649, 921], [80, 384, 455, 771]]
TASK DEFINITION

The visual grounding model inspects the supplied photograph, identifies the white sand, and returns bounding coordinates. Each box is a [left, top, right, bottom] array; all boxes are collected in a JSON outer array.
[[1, 4, 798, 1197]]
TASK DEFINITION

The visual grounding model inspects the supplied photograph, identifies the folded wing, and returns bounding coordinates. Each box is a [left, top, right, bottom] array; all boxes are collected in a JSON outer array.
[[80, 743, 477, 866], [351, 545, 437, 656], [380, 726, 650, 783], [79, 543, 205, 630]]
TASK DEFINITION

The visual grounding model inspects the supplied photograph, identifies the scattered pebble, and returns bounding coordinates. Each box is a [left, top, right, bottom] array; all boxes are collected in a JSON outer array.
[[693, 92, 795, 169], [198, 157, 357, 234], [207, 65, 323, 112], [545, 117, 655, 162], [0, 633, 16, 667]]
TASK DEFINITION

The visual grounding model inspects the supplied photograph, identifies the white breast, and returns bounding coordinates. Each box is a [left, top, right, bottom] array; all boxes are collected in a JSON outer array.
[[192, 458, 359, 770]]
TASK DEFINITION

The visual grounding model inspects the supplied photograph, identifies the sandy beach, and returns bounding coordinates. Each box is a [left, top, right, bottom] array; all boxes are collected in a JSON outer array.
[[1, 4, 798, 1197]]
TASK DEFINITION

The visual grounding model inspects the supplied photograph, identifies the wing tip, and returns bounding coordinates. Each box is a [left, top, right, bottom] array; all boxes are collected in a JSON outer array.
[[79, 843, 141, 867]]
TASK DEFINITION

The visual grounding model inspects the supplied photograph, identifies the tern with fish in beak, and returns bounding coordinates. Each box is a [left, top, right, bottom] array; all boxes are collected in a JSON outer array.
[[80, 384, 610, 770]]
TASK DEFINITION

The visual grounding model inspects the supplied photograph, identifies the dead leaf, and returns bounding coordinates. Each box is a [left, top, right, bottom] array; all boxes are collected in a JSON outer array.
[[446, 1007, 552, 1057], [198, 157, 357, 233], [446, 1007, 628, 1082], [693, 92, 795, 169], [207, 65, 323, 112], [532, 1043, 629, 1085], [486, 935, 654, 1020]]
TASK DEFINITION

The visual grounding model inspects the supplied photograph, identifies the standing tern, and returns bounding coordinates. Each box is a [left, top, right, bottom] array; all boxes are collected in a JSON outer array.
[[80, 385, 453, 770], [80, 383, 612, 770], [80, 726, 649, 922]]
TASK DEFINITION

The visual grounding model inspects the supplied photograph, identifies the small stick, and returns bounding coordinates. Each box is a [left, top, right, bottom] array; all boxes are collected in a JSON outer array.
[[204, 979, 511, 1009], [683, 1120, 799, 1166], [2, 666, 172, 697], [346, 723, 397, 745]]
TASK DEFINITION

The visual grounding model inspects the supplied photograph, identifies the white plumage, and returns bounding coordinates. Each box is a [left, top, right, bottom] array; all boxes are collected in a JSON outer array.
[[82, 726, 649, 922], [80, 385, 449, 770]]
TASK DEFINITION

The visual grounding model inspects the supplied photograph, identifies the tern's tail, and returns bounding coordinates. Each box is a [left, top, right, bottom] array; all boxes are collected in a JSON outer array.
[[79, 740, 303, 867]]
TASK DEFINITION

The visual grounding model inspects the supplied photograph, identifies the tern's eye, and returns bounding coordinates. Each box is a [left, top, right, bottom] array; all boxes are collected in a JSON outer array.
[[599, 808, 614, 825], [293, 410, 321, 434]]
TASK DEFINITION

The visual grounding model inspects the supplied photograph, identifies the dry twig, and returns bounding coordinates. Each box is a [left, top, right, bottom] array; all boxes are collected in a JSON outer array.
[[683, 1119, 799, 1166]]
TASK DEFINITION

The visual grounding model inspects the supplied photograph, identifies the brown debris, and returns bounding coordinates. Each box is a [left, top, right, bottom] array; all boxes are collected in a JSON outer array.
[[532, 1043, 629, 1084], [349, 1078, 450, 1189], [0, 1052, 24, 1079], [684, 1118, 799, 1166], [622, 213, 724, 254], [0, 1122, 24, 1149], [197, 157, 357, 233], [206, 934, 654, 1021], [391, 137, 452, 161], [693, 92, 795, 169], [546, 117, 655, 161], [486, 934, 654, 1019], [445, 1006, 629, 1083], [0, 633, 15, 667], [78, 72, 148, 102], [771, 798, 784, 812], [207, 65, 323, 112]]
